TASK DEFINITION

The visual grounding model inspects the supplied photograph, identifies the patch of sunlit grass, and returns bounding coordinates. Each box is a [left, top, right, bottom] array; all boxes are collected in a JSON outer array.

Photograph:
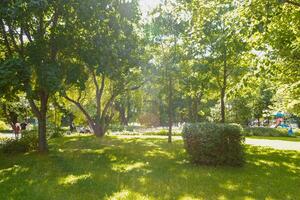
[[106, 189, 149, 200], [112, 162, 147, 173], [0, 135, 299, 200], [59, 173, 92, 186]]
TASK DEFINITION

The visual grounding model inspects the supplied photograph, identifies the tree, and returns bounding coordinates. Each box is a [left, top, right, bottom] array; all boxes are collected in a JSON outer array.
[[0, 0, 74, 152], [144, 0, 186, 142], [62, 0, 143, 137], [188, 0, 248, 123], [238, 0, 300, 115]]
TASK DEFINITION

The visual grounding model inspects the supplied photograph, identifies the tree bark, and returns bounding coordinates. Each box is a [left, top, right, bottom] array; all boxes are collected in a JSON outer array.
[[0, 19, 12, 56], [37, 91, 48, 153], [37, 111, 48, 152], [220, 88, 226, 123], [220, 45, 227, 123], [120, 108, 128, 126], [116, 103, 128, 126], [168, 76, 173, 143], [88, 120, 105, 137], [27, 87, 49, 153]]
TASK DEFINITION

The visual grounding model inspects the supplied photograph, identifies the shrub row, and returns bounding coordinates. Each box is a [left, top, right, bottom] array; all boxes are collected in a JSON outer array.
[[140, 130, 181, 136], [182, 123, 244, 167], [109, 124, 135, 132], [0, 131, 38, 154], [243, 127, 298, 137]]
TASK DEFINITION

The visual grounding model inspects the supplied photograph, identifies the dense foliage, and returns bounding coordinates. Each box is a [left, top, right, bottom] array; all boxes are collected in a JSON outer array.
[[0, 0, 299, 152], [182, 123, 244, 166]]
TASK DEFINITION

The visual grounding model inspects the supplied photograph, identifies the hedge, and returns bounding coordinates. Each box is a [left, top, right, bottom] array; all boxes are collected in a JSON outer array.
[[243, 127, 298, 137], [182, 122, 245, 166], [0, 131, 38, 154]]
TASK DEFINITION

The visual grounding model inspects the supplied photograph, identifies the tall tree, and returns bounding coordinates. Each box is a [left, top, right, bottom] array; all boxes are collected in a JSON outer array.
[[188, 0, 248, 123], [144, 0, 186, 142], [0, 0, 73, 152], [62, 0, 143, 136]]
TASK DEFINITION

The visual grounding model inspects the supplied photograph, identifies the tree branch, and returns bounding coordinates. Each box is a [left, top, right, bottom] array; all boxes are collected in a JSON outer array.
[[63, 93, 94, 124], [28, 98, 41, 119], [19, 26, 24, 56], [285, 0, 300, 7], [99, 75, 105, 101], [7, 22, 21, 55], [102, 92, 119, 119], [0, 19, 12, 56], [23, 24, 33, 43], [91, 70, 101, 117]]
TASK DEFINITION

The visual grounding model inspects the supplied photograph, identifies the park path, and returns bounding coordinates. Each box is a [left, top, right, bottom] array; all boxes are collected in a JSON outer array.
[[245, 138, 300, 151], [0, 133, 15, 138]]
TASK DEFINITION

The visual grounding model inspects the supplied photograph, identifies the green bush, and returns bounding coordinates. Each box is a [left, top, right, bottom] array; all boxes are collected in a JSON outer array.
[[0, 131, 38, 154], [296, 130, 300, 137], [125, 126, 134, 132], [48, 128, 65, 139], [243, 127, 296, 137], [142, 130, 181, 136], [182, 123, 245, 166], [109, 124, 135, 132], [0, 120, 10, 131], [109, 124, 125, 132]]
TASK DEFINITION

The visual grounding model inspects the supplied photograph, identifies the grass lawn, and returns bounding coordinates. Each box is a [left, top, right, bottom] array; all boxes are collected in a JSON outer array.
[[0, 135, 300, 200], [247, 136, 300, 142]]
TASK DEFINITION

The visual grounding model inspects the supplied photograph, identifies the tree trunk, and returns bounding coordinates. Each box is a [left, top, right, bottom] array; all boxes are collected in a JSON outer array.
[[194, 99, 199, 122], [38, 92, 48, 153], [168, 76, 173, 143], [87, 119, 105, 137], [93, 123, 105, 137], [220, 45, 227, 123], [69, 114, 75, 132], [220, 88, 226, 123], [37, 113, 47, 152], [188, 97, 193, 122], [117, 104, 128, 126]]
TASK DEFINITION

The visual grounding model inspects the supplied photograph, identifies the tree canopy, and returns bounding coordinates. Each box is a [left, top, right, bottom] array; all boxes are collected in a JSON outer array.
[[0, 0, 299, 151]]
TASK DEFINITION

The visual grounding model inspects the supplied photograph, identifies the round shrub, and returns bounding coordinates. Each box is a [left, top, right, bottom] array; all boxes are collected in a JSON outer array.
[[182, 123, 245, 166]]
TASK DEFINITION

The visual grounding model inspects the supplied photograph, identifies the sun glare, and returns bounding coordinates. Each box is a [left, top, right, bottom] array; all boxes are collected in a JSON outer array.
[[139, 0, 161, 16]]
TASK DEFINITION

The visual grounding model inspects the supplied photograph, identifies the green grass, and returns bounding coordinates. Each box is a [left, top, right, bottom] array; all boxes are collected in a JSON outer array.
[[247, 136, 300, 142], [0, 135, 300, 200]]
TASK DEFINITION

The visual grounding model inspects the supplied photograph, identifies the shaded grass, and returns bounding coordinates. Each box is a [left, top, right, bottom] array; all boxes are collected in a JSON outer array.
[[0, 135, 300, 200]]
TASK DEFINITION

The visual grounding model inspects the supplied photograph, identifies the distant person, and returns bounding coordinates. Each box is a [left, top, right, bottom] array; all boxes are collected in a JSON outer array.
[[70, 122, 75, 132], [13, 123, 21, 139], [288, 126, 293, 136]]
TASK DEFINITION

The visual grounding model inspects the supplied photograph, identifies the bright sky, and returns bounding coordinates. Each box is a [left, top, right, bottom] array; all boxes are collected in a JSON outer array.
[[139, 0, 161, 17]]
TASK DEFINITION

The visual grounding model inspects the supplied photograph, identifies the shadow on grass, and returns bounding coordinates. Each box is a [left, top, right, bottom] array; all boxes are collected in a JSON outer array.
[[0, 135, 299, 200]]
